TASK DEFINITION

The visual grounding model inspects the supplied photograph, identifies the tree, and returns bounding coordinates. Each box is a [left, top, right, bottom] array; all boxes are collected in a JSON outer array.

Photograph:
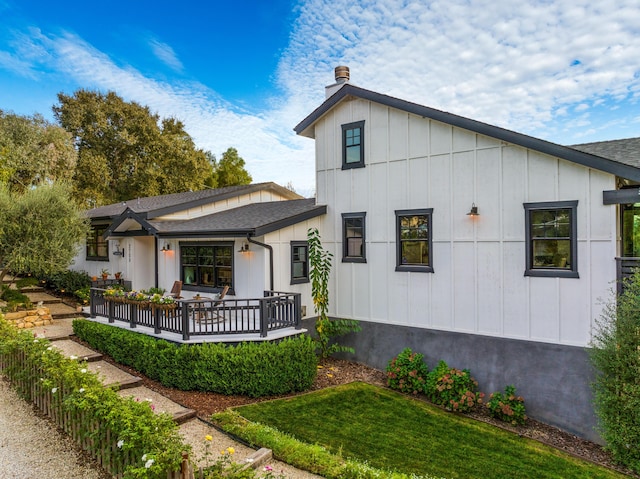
[[53, 89, 213, 207], [0, 182, 89, 282], [0, 110, 77, 192], [307, 228, 360, 358], [590, 273, 640, 473], [214, 147, 252, 187]]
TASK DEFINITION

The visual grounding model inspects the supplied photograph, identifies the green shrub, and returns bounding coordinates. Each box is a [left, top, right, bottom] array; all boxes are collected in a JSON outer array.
[[386, 348, 429, 395], [425, 360, 484, 413], [72, 319, 317, 397], [15, 276, 39, 289], [590, 271, 640, 472], [0, 284, 32, 310], [486, 385, 527, 426], [0, 317, 186, 478], [40, 269, 91, 294]]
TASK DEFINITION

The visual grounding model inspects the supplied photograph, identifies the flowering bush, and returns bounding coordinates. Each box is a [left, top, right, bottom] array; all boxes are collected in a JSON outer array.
[[150, 294, 175, 305], [386, 348, 429, 395], [425, 360, 484, 413], [486, 385, 527, 425]]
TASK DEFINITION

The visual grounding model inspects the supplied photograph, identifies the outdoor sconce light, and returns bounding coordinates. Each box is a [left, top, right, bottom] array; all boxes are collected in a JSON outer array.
[[161, 244, 171, 252], [112, 242, 124, 256], [466, 203, 479, 217], [238, 242, 250, 253]]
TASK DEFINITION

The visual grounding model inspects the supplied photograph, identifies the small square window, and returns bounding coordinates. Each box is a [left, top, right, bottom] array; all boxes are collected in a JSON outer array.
[[291, 241, 309, 284], [342, 121, 365, 169], [524, 201, 578, 278], [342, 212, 366, 262], [395, 209, 433, 273]]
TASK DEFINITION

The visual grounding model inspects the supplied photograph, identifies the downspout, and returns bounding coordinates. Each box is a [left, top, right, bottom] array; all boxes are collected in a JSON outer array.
[[246, 235, 273, 292], [154, 236, 159, 288]]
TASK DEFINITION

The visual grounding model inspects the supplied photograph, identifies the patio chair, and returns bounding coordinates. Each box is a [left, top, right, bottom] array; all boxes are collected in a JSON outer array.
[[168, 281, 183, 299], [195, 285, 229, 324]]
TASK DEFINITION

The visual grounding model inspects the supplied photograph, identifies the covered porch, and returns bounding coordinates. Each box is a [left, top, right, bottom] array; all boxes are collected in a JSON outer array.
[[89, 287, 304, 343]]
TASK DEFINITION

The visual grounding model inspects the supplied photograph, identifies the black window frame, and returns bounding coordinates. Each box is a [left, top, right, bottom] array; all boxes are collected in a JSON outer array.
[[179, 242, 234, 293], [290, 241, 310, 284], [395, 208, 434, 273], [86, 224, 109, 261], [342, 212, 367, 263], [342, 121, 365, 169], [524, 200, 579, 278]]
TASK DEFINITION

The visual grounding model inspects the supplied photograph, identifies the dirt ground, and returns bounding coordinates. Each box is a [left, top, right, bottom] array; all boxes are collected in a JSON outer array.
[[94, 349, 637, 478]]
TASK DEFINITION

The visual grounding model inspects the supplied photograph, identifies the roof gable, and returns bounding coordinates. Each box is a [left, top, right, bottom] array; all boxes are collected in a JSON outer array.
[[294, 84, 640, 182]]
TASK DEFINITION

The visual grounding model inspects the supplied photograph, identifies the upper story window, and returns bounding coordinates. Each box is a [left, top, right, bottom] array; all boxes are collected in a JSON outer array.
[[290, 241, 309, 284], [342, 121, 365, 169], [86, 225, 108, 261], [395, 209, 433, 273], [342, 212, 366, 262], [180, 243, 233, 292], [524, 200, 578, 278]]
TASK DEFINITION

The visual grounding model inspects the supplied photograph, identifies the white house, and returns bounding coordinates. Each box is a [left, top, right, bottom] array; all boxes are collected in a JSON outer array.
[[74, 182, 325, 316], [294, 67, 640, 441]]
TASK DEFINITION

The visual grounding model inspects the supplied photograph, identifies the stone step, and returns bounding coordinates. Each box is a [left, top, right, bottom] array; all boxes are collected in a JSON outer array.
[[118, 386, 196, 424], [86, 360, 142, 390], [50, 339, 103, 362], [23, 291, 63, 305]]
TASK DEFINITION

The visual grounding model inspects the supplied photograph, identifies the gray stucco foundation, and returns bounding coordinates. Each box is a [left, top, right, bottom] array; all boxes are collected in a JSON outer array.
[[304, 317, 600, 443]]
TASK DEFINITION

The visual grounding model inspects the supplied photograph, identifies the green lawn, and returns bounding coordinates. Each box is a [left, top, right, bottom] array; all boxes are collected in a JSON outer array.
[[234, 382, 628, 479]]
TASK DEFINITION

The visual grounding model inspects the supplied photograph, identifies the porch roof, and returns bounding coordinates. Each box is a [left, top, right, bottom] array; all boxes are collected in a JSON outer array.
[[106, 198, 326, 238], [570, 137, 640, 170]]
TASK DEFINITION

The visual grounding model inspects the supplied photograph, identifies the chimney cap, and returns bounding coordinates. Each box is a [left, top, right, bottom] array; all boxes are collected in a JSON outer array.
[[334, 65, 350, 83]]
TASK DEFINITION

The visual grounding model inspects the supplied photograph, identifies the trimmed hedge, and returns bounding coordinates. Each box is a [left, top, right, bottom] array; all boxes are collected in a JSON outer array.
[[72, 319, 317, 397]]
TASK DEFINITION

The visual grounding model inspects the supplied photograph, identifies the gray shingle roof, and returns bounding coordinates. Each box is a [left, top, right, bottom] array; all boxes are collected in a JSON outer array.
[[569, 137, 640, 170], [87, 182, 302, 219], [148, 198, 326, 237]]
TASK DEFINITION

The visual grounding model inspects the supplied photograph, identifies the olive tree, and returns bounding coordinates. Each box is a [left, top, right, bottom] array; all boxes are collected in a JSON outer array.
[[0, 183, 88, 282]]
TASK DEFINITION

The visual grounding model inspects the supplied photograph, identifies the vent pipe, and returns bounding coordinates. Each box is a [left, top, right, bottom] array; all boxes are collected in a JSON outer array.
[[325, 65, 350, 98]]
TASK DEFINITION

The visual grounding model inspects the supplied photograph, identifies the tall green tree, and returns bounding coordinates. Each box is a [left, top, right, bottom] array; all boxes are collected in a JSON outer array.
[[0, 182, 88, 282], [214, 147, 252, 187], [0, 110, 77, 192], [53, 89, 213, 207]]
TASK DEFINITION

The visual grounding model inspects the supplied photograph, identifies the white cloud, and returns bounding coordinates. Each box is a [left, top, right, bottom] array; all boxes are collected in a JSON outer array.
[[148, 38, 184, 73]]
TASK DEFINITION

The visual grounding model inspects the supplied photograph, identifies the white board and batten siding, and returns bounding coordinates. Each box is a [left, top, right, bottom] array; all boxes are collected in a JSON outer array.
[[315, 98, 617, 348]]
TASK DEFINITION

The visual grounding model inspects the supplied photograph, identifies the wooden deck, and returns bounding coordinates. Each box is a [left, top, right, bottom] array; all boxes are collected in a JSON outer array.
[[89, 289, 304, 343]]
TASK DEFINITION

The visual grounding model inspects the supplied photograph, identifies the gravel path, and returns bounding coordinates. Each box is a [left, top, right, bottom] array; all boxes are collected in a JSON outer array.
[[0, 379, 110, 479]]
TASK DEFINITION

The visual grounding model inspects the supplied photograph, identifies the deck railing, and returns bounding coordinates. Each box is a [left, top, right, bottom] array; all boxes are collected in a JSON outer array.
[[89, 289, 301, 340], [615, 257, 640, 295]]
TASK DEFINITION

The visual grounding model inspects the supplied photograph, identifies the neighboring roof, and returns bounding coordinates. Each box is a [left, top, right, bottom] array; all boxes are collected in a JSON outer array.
[[294, 83, 640, 182], [570, 137, 640, 170], [87, 182, 303, 219], [107, 198, 326, 238]]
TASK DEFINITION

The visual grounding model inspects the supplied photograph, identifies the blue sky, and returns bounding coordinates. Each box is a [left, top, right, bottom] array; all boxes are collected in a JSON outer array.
[[1, 0, 639, 196]]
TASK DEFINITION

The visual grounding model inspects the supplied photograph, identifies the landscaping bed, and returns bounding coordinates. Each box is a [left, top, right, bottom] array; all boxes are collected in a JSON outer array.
[[78, 337, 637, 478]]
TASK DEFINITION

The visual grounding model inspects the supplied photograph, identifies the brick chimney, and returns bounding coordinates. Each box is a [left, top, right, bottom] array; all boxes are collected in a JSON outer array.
[[325, 65, 350, 98]]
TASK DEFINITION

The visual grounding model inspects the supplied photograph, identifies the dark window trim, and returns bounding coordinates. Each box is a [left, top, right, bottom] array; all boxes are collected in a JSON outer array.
[[290, 241, 310, 285], [179, 241, 235, 294], [342, 121, 365, 170], [342, 212, 367, 263], [524, 200, 579, 278], [395, 208, 434, 273], [86, 224, 109, 261]]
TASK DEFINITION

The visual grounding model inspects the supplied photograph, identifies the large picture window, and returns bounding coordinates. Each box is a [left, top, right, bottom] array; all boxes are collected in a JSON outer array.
[[342, 212, 366, 262], [290, 241, 309, 284], [396, 209, 433, 272], [86, 225, 108, 260], [180, 243, 233, 292], [342, 121, 365, 169], [524, 201, 578, 278]]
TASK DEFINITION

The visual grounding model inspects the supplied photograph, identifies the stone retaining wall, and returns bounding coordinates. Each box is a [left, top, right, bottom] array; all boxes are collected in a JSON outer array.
[[3, 308, 53, 329]]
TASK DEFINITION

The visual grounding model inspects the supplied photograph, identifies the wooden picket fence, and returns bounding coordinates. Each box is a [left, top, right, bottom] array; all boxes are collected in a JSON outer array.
[[0, 347, 194, 479]]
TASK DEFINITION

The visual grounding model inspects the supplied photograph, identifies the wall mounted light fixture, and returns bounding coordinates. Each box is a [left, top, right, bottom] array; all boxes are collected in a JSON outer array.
[[161, 244, 171, 252], [466, 203, 479, 217], [238, 242, 250, 253], [112, 242, 124, 256]]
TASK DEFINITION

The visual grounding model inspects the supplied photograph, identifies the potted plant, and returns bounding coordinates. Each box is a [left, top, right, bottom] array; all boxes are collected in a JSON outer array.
[[114, 271, 122, 280], [100, 268, 109, 280]]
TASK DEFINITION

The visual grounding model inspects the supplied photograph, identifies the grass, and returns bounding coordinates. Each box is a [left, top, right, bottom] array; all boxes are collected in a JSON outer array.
[[232, 382, 628, 479]]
